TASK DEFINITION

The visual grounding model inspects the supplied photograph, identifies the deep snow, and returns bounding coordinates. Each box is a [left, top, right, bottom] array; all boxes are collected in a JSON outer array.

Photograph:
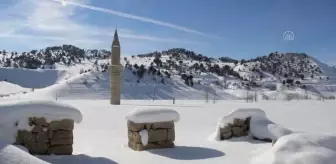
[[43, 100, 336, 164], [0, 81, 29, 96], [0, 141, 49, 164], [210, 108, 292, 141], [250, 114, 292, 141], [251, 133, 336, 164], [1, 99, 336, 163]]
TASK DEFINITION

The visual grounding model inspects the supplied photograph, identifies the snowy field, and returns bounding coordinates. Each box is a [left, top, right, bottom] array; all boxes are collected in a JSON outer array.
[[10, 100, 329, 164]]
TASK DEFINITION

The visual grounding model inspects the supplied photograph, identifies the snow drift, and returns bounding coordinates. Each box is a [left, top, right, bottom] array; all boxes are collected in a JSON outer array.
[[250, 115, 292, 141], [0, 141, 49, 164], [0, 67, 69, 88], [0, 81, 29, 96], [0, 100, 82, 143], [210, 108, 292, 141], [251, 133, 336, 164], [125, 108, 180, 123]]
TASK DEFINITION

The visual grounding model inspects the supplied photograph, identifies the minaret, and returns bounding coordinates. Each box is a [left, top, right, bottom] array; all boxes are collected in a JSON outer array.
[[109, 29, 122, 105]]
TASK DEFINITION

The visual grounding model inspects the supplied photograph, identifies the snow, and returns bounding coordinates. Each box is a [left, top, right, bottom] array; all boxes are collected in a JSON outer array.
[[125, 108, 180, 123], [46, 100, 335, 163], [0, 100, 82, 143], [250, 115, 293, 141], [251, 133, 336, 164], [139, 129, 149, 146], [13, 145, 29, 153], [0, 67, 69, 88], [1, 55, 336, 163], [0, 81, 29, 96], [0, 58, 333, 101], [210, 108, 265, 141], [210, 108, 292, 141], [0, 99, 335, 163], [0, 61, 95, 89], [217, 108, 266, 128], [0, 141, 49, 164]]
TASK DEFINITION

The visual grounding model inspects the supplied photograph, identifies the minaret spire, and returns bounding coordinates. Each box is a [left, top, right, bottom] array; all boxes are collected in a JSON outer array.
[[109, 27, 122, 105], [112, 29, 120, 47]]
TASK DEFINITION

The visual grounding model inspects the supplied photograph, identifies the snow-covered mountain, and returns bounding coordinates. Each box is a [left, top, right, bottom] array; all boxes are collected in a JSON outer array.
[[0, 45, 110, 69], [1, 45, 336, 100], [138, 49, 336, 80], [1, 46, 335, 80]]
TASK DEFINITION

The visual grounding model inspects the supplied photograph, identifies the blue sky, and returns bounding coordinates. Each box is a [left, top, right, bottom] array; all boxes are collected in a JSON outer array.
[[0, 0, 335, 64]]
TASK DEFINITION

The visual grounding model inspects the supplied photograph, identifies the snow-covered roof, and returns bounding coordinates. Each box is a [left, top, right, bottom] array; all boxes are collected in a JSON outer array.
[[125, 108, 180, 123]]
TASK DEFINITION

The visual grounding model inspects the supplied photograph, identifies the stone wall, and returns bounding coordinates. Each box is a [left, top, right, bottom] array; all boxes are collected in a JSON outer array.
[[127, 120, 175, 151], [219, 117, 251, 140], [14, 117, 74, 155]]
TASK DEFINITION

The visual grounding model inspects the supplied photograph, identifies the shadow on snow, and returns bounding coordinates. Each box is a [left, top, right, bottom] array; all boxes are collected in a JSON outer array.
[[148, 146, 224, 160], [38, 154, 118, 164]]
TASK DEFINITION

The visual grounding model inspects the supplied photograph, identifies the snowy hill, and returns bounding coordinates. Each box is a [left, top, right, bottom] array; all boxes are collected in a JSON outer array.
[[0, 45, 110, 69], [1, 45, 336, 100]]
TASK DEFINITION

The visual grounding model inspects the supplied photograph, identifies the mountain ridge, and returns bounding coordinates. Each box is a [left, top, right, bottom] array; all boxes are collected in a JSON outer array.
[[0, 45, 335, 80]]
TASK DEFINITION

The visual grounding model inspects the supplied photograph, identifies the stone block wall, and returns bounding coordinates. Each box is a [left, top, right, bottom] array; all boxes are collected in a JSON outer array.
[[14, 117, 74, 155], [220, 117, 251, 140], [127, 120, 175, 151]]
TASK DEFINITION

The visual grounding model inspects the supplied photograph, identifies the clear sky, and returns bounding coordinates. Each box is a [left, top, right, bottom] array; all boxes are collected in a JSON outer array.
[[0, 0, 335, 64]]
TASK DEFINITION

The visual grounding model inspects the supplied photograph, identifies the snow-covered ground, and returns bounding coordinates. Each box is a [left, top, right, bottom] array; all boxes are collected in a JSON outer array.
[[8, 100, 332, 164], [1, 99, 336, 163], [37, 100, 336, 163]]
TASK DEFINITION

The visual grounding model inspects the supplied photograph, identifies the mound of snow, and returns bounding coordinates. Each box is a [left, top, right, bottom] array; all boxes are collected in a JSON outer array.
[[210, 108, 266, 141], [0, 81, 29, 95], [251, 133, 336, 164], [0, 68, 69, 88], [210, 108, 292, 141], [217, 108, 266, 128], [0, 141, 49, 164], [125, 108, 180, 123], [0, 100, 82, 143], [250, 115, 292, 141]]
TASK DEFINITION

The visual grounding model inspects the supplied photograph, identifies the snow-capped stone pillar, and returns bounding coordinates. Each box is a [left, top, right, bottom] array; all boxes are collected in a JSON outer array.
[[109, 29, 122, 105], [0, 100, 83, 155], [125, 108, 180, 151]]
